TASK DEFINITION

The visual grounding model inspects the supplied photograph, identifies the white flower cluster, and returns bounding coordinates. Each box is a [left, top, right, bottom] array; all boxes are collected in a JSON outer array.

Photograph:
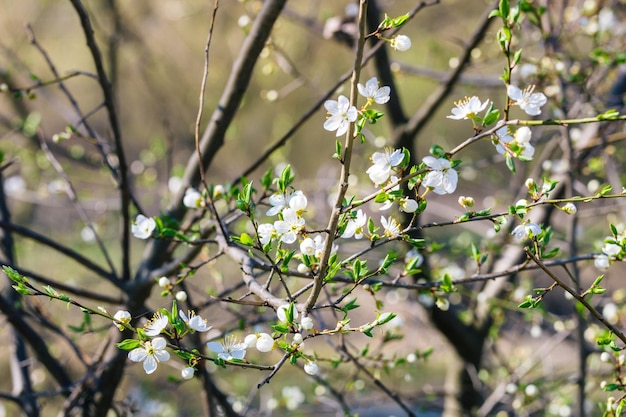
[[323, 77, 390, 137], [258, 190, 308, 245], [493, 125, 535, 161], [120, 308, 212, 375], [595, 225, 626, 270]]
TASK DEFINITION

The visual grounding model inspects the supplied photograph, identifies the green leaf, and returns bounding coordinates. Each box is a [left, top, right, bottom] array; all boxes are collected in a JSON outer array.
[[3, 266, 24, 283], [482, 107, 500, 127], [488, 9, 501, 19], [513, 49, 523, 66], [390, 13, 410, 28], [237, 233, 254, 247], [499, 0, 510, 19], [333, 140, 343, 161], [272, 324, 289, 333], [541, 247, 559, 259], [343, 298, 360, 312], [505, 154, 516, 173], [261, 167, 273, 190], [117, 339, 142, 351], [429, 145, 446, 158]]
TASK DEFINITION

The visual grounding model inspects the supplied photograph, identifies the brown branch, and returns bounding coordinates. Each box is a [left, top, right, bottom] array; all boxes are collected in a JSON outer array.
[[68, 0, 133, 281]]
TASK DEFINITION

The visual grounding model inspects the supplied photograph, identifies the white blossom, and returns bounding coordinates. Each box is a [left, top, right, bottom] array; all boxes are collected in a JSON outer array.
[[277, 304, 299, 323], [113, 310, 131, 331], [323, 95, 357, 136], [300, 316, 314, 331], [258, 223, 278, 245], [358, 77, 390, 104], [181, 367, 195, 380], [266, 190, 304, 216], [207, 335, 247, 361], [507, 84, 547, 116], [255, 333, 275, 352], [366, 148, 403, 186], [422, 156, 458, 195], [381, 216, 401, 238], [342, 209, 367, 239], [128, 337, 170, 375], [144, 312, 168, 336], [447, 96, 489, 120], [511, 222, 542, 239], [391, 35, 411, 51], [132, 214, 156, 239], [399, 197, 418, 213], [300, 237, 316, 256], [183, 188, 204, 209], [595, 254, 611, 270], [179, 310, 212, 332], [304, 361, 319, 375], [274, 208, 305, 244]]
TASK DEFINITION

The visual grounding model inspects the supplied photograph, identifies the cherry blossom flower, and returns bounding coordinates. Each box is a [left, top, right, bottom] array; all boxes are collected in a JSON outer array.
[[398, 197, 418, 213], [181, 367, 195, 380], [323, 95, 357, 137], [391, 35, 411, 51], [266, 190, 304, 216], [183, 188, 204, 209], [511, 222, 542, 239], [422, 156, 458, 195], [603, 242, 622, 257], [358, 77, 390, 104], [342, 209, 367, 239], [287, 193, 308, 217], [381, 216, 401, 238], [258, 223, 278, 245], [493, 126, 514, 155], [311, 234, 336, 258], [493, 126, 535, 160], [366, 148, 403, 186], [144, 312, 168, 336], [304, 361, 319, 375], [507, 85, 547, 116], [447, 96, 489, 120], [113, 310, 131, 331], [207, 335, 247, 361], [132, 214, 156, 239], [274, 209, 305, 244], [595, 254, 611, 270], [128, 337, 170, 375], [300, 237, 316, 256], [179, 310, 212, 332]]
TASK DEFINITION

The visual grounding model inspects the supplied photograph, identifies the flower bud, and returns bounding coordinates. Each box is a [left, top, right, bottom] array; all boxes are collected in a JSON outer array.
[[562, 202, 577, 215], [175, 291, 188, 302], [300, 316, 314, 331], [158, 277, 170, 288], [391, 35, 411, 51], [181, 367, 195, 380], [458, 196, 475, 208]]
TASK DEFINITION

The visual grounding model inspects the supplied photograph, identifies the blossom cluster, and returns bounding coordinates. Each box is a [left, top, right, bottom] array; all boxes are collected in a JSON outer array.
[[118, 303, 320, 377]]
